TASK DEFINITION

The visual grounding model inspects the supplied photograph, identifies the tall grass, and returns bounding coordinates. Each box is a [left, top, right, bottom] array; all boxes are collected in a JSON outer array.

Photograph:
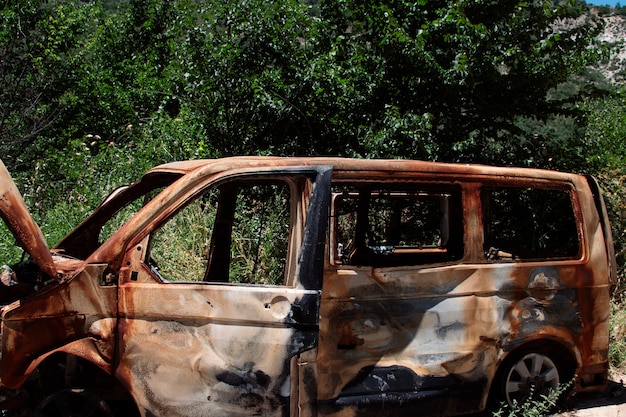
[[610, 301, 626, 372], [149, 183, 290, 284]]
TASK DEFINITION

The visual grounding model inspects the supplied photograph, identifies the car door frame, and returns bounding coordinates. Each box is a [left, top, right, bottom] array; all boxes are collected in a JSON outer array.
[[113, 165, 332, 417]]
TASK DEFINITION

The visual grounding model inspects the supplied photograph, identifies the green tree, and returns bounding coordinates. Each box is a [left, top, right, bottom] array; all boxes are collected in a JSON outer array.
[[0, 0, 612, 219], [580, 90, 626, 290], [0, 0, 98, 167], [71, 0, 179, 139], [0, 0, 187, 216], [313, 0, 605, 165], [171, 0, 320, 156]]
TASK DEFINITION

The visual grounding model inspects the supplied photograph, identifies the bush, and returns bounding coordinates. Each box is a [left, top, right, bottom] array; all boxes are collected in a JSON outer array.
[[491, 378, 573, 417]]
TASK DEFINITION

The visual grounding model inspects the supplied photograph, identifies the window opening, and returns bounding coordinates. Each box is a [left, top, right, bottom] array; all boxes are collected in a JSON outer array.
[[333, 185, 463, 267], [146, 180, 292, 285], [483, 186, 579, 261]]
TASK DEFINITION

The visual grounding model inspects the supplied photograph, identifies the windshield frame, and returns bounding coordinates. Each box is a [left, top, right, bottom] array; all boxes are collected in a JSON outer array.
[[54, 172, 183, 260]]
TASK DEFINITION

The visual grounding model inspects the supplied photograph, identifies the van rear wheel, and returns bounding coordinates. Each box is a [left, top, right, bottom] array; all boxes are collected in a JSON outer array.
[[33, 388, 114, 417], [499, 351, 566, 407]]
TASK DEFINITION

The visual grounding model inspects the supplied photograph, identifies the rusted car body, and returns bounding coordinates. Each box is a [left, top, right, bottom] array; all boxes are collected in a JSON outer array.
[[0, 157, 616, 416]]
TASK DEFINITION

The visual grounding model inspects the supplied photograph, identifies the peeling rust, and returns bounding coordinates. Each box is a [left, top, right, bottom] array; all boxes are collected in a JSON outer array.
[[0, 157, 615, 416], [0, 160, 57, 280]]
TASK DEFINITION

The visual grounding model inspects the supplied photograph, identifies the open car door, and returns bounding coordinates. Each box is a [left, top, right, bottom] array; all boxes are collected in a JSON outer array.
[[114, 165, 332, 417]]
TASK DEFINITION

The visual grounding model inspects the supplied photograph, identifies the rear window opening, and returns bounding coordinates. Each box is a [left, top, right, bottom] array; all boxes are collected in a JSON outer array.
[[482, 186, 580, 261], [332, 184, 464, 267]]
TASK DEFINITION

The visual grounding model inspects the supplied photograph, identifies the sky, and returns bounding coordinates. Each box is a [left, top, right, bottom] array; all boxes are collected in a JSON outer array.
[[585, 0, 622, 6]]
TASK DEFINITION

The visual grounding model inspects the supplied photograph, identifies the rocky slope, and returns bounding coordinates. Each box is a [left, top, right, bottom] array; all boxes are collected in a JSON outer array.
[[595, 11, 626, 83]]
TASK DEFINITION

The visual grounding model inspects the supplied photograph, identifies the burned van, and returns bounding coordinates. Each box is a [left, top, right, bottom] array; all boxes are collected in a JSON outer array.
[[0, 157, 616, 416]]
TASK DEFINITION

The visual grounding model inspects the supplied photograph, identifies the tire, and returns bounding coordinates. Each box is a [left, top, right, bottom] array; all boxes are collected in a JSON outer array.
[[498, 351, 564, 407], [33, 388, 114, 417]]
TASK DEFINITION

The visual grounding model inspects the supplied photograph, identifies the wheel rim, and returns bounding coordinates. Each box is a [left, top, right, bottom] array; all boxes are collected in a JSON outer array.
[[504, 353, 560, 406]]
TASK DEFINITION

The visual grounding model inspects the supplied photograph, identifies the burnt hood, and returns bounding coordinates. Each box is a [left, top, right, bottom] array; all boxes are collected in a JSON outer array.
[[0, 159, 58, 281]]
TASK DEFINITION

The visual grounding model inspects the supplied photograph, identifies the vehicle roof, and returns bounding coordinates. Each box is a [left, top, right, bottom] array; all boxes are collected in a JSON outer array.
[[146, 156, 580, 182]]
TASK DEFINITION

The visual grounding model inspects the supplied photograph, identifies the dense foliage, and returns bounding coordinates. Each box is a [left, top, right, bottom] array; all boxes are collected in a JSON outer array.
[[1, 1, 608, 166], [1, 0, 626, 288]]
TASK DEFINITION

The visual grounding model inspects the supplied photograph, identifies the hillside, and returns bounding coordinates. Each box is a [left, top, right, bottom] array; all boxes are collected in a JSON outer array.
[[595, 11, 626, 83]]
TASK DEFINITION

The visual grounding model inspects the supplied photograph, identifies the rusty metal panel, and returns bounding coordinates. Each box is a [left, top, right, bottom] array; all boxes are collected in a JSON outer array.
[[114, 282, 319, 416], [146, 157, 580, 184], [0, 160, 57, 281], [314, 174, 611, 416], [0, 157, 613, 416], [1, 264, 116, 388]]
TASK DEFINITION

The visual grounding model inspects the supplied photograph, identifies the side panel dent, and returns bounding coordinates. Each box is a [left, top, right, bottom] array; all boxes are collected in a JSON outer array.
[[115, 283, 319, 416], [317, 261, 598, 416]]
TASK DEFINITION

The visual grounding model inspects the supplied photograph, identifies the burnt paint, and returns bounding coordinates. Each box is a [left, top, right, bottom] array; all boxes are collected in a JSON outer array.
[[317, 172, 611, 416], [0, 157, 613, 417], [319, 365, 485, 417], [1, 264, 116, 388], [317, 262, 592, 416], [296, 167, 333, 290], [114, 306, 315, 416]]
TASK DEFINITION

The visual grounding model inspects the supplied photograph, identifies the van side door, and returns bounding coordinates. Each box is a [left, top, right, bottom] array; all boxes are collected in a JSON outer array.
[[318, 182, 475, 416]]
